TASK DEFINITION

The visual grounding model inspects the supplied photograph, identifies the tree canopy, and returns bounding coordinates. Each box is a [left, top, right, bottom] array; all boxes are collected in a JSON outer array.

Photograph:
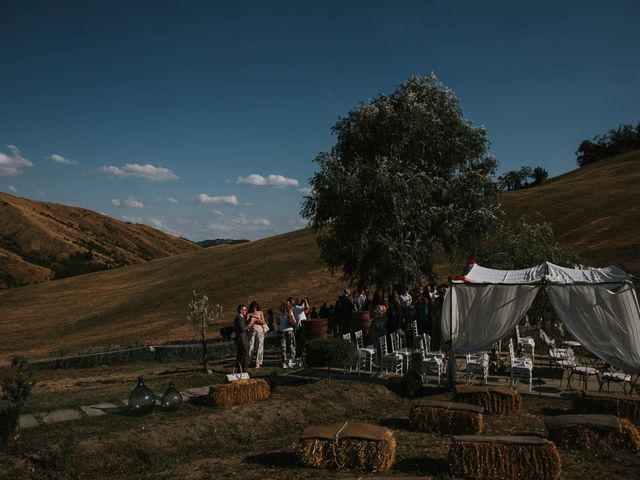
[[497, 165, 548, 191], [301, 74, 501, 291], [576, 122, 640, 167]]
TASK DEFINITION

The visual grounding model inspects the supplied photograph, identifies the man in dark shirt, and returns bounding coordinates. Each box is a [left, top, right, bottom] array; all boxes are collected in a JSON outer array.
[[233, 304, 249, 370]]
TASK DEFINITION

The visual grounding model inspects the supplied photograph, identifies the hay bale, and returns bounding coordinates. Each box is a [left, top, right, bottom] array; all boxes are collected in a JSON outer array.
[[299, 421, 395, 472], [546, 414, 640, 451], [208, 379, 270, 407], [449, 435, 561, 480], [572, 390, 640, 426], [409, 401, 484, 434], [454, 385, 522, 415]]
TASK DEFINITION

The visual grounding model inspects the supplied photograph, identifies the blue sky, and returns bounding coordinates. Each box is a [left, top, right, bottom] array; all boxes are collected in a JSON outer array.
[[1, 0, 639, 240]]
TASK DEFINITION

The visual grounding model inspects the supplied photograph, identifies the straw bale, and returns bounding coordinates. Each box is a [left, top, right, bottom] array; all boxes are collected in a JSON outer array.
[[409, 401, 484, 434], [449, 435, 561, 480], [572, 390, 640, 426], [299, 422, 396, 472], [546, 414, 640, 451], [209, 379, 270, 407], [454, 385, 522, 415]]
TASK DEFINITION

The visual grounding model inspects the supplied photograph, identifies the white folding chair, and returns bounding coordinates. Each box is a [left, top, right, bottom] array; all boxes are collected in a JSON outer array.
[[379, 335, 403, 375], [600, 367, 632, 394], [421, 352, 444, 386], [515, 325, 535, 363], [508, 338, 532, 392], [354, 330, 375, 373], [465, 352, 489, 385], [391, 331, 412, 373]]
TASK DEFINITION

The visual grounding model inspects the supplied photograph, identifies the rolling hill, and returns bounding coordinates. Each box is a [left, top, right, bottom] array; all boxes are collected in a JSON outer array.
[[0, 151, 638, 360], [0, 192, 200, 288]]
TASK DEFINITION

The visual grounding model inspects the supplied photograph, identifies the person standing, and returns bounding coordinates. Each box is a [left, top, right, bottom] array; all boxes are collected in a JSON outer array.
[[336, 289, 354, 335], [292, 297, 309, 363], [370, 291, 388, 354], [233, 304, 249, 370], [247, 300, 266, 368], [277, 301, 296, 368]]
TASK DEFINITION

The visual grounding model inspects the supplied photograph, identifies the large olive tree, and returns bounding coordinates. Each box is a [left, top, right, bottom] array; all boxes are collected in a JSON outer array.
[[302, 74, 501, 290]]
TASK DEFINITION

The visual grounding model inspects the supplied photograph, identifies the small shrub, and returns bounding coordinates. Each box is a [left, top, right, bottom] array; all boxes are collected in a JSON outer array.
[[1, 356, 34, 445], [305, 337, 356, 381]]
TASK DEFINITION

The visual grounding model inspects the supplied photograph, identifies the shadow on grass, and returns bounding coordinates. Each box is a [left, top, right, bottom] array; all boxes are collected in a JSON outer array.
[[394, 456, 450, 477], [379, 417, 410, 431], [244, 451, 299, 469]]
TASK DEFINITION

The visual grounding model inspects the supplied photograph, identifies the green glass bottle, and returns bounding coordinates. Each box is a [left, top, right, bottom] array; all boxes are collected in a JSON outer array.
[[128, 377, 156, 415], [160, 383, 183, 412]]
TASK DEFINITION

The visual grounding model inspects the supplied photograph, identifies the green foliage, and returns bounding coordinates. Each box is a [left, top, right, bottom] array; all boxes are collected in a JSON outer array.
[[475, 217, 581, 326], [399, 371, 424, 398], [475, 217, 580, 270], [1, 356, 34, 445], [305, 337, 356, 379], [498, 166, 548, 191], [576, 122, 640, 167], [302, 74, 501, 290]]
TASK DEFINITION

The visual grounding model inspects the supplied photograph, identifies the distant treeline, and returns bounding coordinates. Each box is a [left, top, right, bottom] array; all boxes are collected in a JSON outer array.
[[497, 166, 548, 191], [196, 239, 250, 248], [576, 122, 640, 167]]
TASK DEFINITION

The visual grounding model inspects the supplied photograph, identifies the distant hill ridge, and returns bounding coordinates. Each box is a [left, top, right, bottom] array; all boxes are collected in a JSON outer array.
[[193, 239, 249, 248], [0, 192, 199, 288], [0, 150, 638, 359]]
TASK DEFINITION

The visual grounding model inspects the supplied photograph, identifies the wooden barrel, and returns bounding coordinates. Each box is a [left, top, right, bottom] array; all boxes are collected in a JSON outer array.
[[351, 310, 372, 337], [303, 318, 329, 340]]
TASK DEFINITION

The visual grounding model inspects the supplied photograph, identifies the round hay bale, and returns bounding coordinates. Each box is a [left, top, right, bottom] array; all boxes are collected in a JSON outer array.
[[410, 401, 484, 435]]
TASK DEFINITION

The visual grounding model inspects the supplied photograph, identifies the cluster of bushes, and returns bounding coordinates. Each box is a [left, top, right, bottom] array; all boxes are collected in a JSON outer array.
[[576, 122, 640, 167], [1, 357, 33, 445], [497, 166, 548, 191]]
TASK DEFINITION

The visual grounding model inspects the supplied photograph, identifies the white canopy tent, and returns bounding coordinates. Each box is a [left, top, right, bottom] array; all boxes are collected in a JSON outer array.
[[441, 262, 640, 378]]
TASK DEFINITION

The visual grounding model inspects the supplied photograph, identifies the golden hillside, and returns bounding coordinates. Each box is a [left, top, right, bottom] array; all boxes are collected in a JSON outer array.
[[500, 149, 640, 276], [0, 192, 200, 288], [0, 151, 638, 360]]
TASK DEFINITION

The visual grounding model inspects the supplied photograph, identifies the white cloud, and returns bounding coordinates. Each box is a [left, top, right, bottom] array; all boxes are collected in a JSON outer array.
[[167, 197, 178, 204], [207, 213, 272, 235], [121, 215, 143, 223], [35, 189, 46, 196], [147, 217, 164, 229], [50, 154, 77, 165], [211, 209, 224, 216], [196, 193, 238, 205], [0, 145, 34, 176], [111, 196, 144, 209], [8, 185, 17, 192], [99, 163, 178, 181], [297, 187, 313, 194], [237, 174, 299, 188]]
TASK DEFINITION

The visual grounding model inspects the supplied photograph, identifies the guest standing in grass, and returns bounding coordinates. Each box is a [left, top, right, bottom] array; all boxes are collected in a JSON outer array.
[[233, 304, 249, 370], [277, 301, 296, 368], [247, 300, 266, 369]]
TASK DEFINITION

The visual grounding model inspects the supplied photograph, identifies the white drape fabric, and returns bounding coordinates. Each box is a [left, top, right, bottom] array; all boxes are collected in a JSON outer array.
[[546, 284, 640, 372], [442, 284, 541, 353], [441, 262, 639, 379], [464, 264, 546, 284], [545, 263, 633, 284]]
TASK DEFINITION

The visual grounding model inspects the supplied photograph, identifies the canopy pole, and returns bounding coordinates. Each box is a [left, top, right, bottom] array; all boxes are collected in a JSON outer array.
[[448, 278, 454, 386]]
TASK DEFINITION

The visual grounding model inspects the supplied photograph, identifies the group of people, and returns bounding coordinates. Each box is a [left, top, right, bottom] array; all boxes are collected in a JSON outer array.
[[233, 297, 310, 370], [232, 284, 449, 370]]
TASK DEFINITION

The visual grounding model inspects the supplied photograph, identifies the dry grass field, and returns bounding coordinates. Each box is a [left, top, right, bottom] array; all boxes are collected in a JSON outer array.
[[0, 151, 638, 361], [2, 359, 639, 480]]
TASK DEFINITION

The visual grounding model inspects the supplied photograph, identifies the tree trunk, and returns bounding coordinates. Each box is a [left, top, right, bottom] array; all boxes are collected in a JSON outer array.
[[201, 322, 208, 374]]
